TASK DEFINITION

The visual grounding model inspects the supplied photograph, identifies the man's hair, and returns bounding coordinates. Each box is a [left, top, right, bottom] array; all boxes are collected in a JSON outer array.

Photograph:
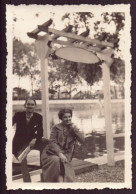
[[58, 108, 72, 120], [24, 97, 37, 106]]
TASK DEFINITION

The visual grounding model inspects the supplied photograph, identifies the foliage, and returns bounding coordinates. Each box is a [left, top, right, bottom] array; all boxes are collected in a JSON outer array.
[[13, 87, 29, 100], [110, 58, 125, 85], [62, 12, 94, 34], [13, 38, 40, 95], [48, 56, 81, 98], [77, 62, 102, 85]]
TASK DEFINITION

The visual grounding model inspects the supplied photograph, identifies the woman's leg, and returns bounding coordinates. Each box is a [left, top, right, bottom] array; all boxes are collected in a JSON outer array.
[[41, 153, 61, 182]]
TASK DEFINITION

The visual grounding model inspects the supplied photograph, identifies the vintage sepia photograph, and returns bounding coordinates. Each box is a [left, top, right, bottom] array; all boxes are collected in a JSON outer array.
[[6, 4, 131, 189]]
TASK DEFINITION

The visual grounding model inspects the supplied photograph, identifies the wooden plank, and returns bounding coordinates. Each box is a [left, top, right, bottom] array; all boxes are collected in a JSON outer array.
[[13, 169, 42, 181], [48, 28, 114, 48], [74, 163, 98, 175], [72, 159, 90, 166], [27, 159, 95, 169], [13, 159, 98, 181], [73, 161, 96, 168], [113, 133, 125, 138]]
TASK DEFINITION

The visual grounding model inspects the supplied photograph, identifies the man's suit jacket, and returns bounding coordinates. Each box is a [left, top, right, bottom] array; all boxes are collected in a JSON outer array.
[[12, 111, 43, 156]]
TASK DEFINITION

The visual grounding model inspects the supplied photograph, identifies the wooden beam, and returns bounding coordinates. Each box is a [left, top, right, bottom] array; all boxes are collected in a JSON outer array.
[[37, 25, 73, 39], [51, 39, 101, 52], [49, 25, 73, 40], [97, 49, 114, 65], [32, 19, 52, 34], [27, 32, 38, 39], [38, 25, 48, 33], [48, 28, 114, 48], [27, 32, 45, 40], [27, 19, 53, 39]]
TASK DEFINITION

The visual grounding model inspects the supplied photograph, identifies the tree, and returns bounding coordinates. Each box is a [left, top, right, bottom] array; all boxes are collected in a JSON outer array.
[[13, 87, 29, 100], [13, 38, 40, 96], [61, 12, 125, 87], [32, 89, 41, 100], [110, 58, 125, 98], [23, 43, 40, 96], [48, 55, 81, 99], [13, 38, 27, 88]]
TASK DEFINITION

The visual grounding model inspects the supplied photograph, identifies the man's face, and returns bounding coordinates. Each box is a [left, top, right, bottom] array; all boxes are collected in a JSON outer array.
[[25, 99, 36, 113]]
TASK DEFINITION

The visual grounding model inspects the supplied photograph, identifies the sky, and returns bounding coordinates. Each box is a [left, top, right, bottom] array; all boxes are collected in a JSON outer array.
[[11, 5, 124, 44], [7, 5, 127, 92], [12, 6, 70, 43]]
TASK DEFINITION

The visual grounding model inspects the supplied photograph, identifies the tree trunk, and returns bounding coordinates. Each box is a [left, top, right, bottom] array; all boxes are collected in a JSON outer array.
[[114, 85, 117, 99], [58, 85, 60, 99], [18, 75, 21, 100], [69, 83, 72, 99], [30, 74, 34, 96]]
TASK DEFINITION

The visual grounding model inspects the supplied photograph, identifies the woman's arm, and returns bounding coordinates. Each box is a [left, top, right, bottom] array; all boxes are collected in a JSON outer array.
[[70, 124, 85, 144], [49, 127, 63, 156]]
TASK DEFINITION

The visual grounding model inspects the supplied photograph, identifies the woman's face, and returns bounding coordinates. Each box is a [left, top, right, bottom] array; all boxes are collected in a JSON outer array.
[[62, 113, 72, 125]]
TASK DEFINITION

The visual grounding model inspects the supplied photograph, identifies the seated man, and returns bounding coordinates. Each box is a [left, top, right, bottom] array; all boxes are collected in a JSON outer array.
[[12, 97, 49, 182], [41, 108, 85, 182]]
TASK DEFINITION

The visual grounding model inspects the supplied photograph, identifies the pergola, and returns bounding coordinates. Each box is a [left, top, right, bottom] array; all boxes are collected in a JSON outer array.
[[27, 19, 116, 166]]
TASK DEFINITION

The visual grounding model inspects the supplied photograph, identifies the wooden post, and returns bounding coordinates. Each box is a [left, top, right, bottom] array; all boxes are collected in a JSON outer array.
[[35, 36, 50, 138], [97, 49, 115, 166], [102, 63, 115, 166]]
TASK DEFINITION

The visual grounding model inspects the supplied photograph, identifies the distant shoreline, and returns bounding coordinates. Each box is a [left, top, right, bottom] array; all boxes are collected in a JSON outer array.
[[13, 99, 124, 105], [13, 99, 124, 112]]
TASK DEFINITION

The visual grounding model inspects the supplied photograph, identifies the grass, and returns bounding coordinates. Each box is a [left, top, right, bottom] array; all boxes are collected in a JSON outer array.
[[75, 162, 124, 182]]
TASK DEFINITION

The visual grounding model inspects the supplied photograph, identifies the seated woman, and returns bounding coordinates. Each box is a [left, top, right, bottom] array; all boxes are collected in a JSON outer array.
[[41, 108, 85, 182]]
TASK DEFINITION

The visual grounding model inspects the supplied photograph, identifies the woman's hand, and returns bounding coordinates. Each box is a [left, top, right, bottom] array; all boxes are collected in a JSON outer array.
[[69, 123, 77, 134], [59, 153, 68, 163], [69, 123, 85, 144]]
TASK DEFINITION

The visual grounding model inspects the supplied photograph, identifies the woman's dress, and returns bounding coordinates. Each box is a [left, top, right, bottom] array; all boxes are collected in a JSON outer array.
[[41, 123, 84, 182]]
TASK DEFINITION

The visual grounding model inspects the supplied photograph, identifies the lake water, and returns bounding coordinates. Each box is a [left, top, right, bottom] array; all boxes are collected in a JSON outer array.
[[13, 100, 125, 160], [49, 105, 124, 135]]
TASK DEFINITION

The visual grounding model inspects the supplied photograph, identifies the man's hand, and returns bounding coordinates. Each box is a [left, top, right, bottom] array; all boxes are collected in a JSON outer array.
[[29, 138, 37, 149], [59, 153, 68, 163]]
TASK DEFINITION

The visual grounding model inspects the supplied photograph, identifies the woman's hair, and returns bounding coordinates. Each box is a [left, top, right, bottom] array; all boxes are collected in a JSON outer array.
[[58, 108, 72, 120], [24, 97, 37, 106]]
